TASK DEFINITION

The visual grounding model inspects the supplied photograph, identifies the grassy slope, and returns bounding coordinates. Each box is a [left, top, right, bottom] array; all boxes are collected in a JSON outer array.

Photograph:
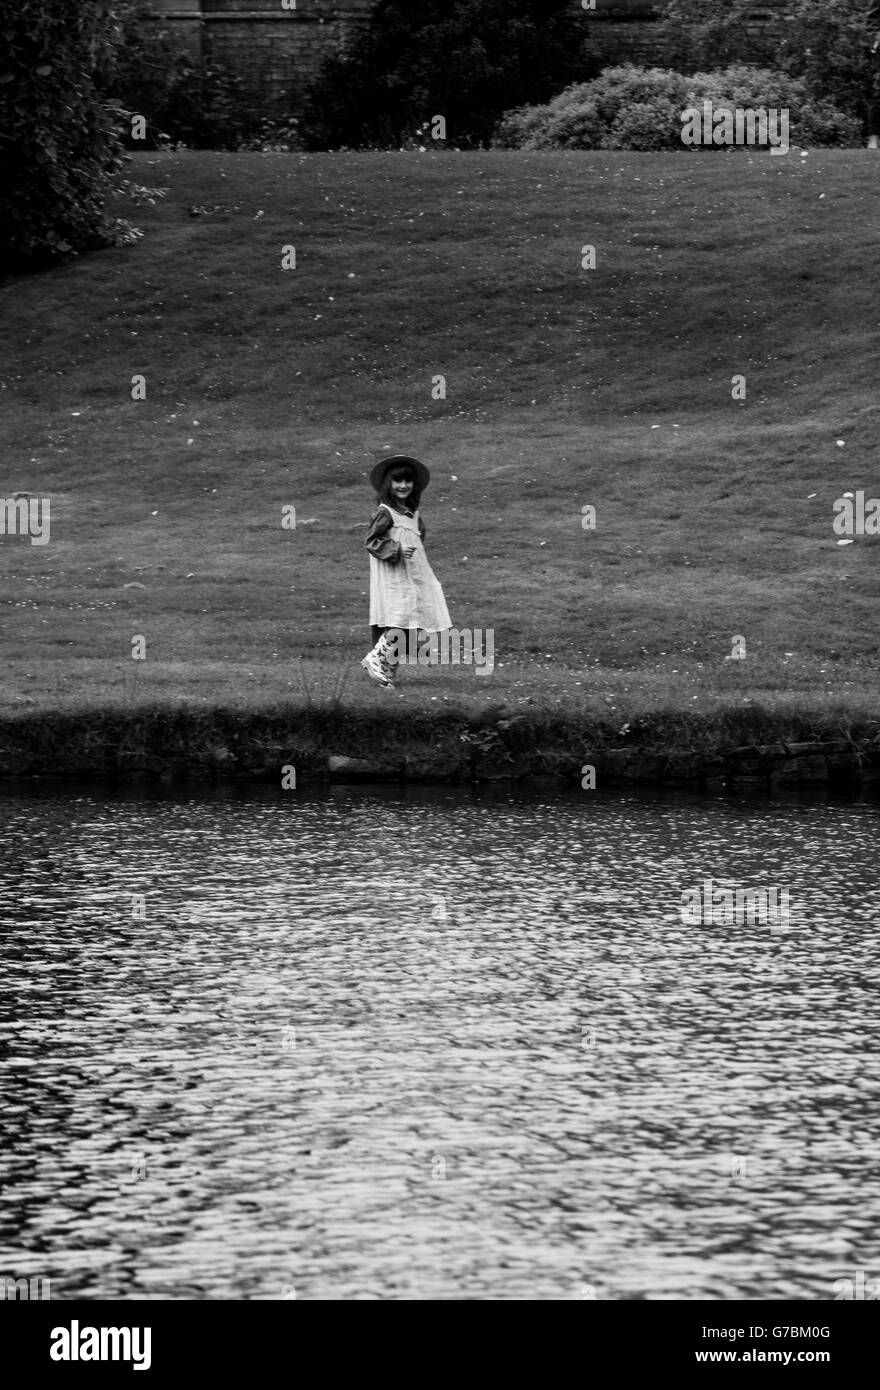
[[1, 149, 878, 726]]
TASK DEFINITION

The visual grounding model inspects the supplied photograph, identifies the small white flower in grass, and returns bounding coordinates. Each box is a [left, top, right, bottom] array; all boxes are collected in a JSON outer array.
[[807, 493, 817, 499], [838, 538, 854, 545], [836, 439, 845, 447]]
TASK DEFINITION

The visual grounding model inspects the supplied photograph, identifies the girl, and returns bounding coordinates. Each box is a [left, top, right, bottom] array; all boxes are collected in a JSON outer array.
[[361, 455, 451, 687]]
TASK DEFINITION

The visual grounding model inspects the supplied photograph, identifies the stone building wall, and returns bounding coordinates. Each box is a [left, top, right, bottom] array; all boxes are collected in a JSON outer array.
[[146, 1, 373, 112], [142, 1, 792, 114]]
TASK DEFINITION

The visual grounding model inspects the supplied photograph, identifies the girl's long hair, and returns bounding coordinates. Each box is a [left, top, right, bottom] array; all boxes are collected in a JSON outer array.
[[377, 463, 421, 511]]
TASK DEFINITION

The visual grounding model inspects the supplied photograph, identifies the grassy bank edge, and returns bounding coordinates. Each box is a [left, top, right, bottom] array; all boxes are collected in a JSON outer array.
[[1, 702, 878, 789]]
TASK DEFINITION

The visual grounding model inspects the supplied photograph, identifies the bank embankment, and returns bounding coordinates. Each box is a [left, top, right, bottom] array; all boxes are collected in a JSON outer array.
[[1, 705, 879, 792]]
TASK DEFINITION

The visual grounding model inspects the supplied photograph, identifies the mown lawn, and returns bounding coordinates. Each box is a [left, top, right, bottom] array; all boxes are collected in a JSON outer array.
[[1, 148, 878, 724]]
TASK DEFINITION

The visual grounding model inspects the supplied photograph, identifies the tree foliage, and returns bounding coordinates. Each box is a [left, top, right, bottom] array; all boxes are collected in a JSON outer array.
[[302, 0, 595, 150], [0, 0, 128, 269], [657, 0, 877, 125]]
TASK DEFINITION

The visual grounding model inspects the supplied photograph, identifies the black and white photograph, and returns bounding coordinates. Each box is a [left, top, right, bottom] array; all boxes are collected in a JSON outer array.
[[1, 0, 878, 1352]]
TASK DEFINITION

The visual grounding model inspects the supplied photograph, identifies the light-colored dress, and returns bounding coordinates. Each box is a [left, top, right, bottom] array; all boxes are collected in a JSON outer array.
[[368, 503, 451, 632]]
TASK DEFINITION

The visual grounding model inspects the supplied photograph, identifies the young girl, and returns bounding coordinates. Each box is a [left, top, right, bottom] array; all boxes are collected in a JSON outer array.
[[361, 455, 451, 686]]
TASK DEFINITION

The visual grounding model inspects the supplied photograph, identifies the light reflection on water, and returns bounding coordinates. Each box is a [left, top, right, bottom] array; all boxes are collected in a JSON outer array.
[[0, 781, 878, 1300]]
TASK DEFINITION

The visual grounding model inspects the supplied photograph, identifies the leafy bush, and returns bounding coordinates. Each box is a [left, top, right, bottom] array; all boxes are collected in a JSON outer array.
[[0, 0, 128, 269], [493, 63, 861, 150], [688, 66, 862, 148], [493, 66, 690, 150], [605, 97, 687, 152], [238, 116, 306, 154], [494, 82, 606, 151]]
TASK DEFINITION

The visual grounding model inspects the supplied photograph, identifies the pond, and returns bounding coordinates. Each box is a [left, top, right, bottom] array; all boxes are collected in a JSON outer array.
[[0, 781, 877, 1300]]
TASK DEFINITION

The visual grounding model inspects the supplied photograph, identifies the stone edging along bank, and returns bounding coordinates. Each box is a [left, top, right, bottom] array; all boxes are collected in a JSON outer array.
[[328, 739, 880, 790], [0, 710, 879, 791]]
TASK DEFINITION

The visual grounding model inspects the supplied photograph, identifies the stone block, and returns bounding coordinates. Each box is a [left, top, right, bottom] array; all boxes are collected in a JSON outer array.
[[328, 754, 398, 777], [770, 755, 828, 783]]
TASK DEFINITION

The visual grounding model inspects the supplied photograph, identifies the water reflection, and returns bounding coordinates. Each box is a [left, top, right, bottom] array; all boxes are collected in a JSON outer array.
[[0, 782, 878, 1299]]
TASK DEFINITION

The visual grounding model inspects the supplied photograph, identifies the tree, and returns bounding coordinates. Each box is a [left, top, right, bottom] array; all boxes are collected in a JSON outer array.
[[657, 0, 876, 125], [0, 0, 129, 270], [657, 0, 786, 71], [302, 0, 595, 150]]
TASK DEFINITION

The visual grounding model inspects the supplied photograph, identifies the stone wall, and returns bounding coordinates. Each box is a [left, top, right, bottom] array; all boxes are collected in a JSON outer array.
[[2, 709, 878, 789], [145, 1, 375, 112], [141, 1, 793, 115]]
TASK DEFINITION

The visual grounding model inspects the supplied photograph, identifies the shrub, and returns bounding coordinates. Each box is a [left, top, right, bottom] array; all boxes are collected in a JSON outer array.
[[494, 68, 695, 150], [493, 66, 688, 149], [494, 83, 603, 150], [493, 63, 861, 151], [605, 97, 687, 152], [0, 0, 128, 269], [238, 116, 307, 155], [688, 66, 863, 148]]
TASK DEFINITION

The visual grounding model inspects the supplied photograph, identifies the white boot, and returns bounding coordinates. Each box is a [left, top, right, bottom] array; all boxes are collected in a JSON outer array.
[[361, 635, 392, 687]]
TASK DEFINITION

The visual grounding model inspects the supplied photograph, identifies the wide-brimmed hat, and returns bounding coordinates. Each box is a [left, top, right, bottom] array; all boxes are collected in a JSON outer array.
[[370, 455, 430, 493]]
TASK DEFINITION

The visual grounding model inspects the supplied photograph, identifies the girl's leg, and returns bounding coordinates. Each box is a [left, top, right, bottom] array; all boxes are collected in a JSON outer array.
[[380, 626, 399, 681], [869, 60, 880, 146]]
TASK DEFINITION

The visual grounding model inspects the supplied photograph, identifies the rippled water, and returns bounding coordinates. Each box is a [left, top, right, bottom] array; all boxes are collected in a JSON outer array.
[[0, 781, 878, 1300]]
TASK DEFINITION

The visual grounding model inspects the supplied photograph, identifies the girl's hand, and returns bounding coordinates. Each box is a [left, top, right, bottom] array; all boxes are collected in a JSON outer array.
[[402, 545, 415, 559]]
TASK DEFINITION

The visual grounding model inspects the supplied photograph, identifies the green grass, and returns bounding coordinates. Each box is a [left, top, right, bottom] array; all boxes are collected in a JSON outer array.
[[1, 148, 879, 727]]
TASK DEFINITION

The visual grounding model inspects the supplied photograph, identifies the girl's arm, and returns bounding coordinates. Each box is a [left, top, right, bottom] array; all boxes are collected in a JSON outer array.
[[418, 517, 426, 540], [365, 507, 403, 563]]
